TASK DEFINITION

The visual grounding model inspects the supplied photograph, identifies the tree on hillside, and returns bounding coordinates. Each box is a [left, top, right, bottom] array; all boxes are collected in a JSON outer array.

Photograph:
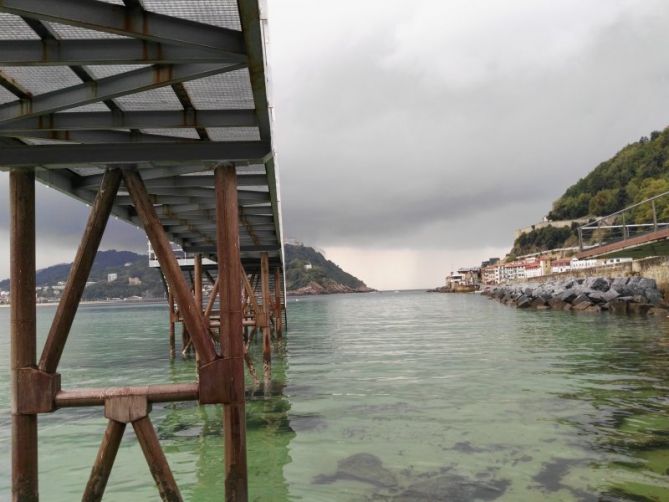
[[548, 127, 669, 220]]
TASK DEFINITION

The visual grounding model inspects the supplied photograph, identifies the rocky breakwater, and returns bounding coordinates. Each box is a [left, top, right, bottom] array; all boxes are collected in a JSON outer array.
[[482, 276, 667, 315]]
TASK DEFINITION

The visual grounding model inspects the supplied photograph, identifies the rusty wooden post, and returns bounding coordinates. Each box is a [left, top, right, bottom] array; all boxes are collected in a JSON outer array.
[[260, 252, 271, 385], [122, 169, 216, 364], [215, 165, 248, 501], [168, 290, 176, 359], [40, 169, 122, 374], [194, 254, 203, 312], [10, 169, 38, 502], [204, 277, 220, 321], [273, 267, 283, 339], [133, 416, 183, 501], [82, 420, 126, 501]]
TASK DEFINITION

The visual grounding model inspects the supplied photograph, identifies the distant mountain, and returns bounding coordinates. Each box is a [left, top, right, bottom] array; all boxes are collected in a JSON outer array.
[[0, 250, 165, 300], [284, 243, 374, 295]]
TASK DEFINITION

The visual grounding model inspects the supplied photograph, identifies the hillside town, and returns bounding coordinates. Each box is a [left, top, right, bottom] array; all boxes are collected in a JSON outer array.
[[445, 255, 633, 290]]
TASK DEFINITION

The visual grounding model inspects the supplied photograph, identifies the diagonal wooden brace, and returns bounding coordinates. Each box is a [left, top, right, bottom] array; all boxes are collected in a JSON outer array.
[[122, 168, 217, 364], [39, 168, 122, 374]]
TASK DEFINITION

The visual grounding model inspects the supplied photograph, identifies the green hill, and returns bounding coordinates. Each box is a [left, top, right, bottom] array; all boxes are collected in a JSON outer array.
[[0, 250, 165, 300], [549, 128, 669, 220], [284, 243, 373, 294], [510, 127, 669, 257]]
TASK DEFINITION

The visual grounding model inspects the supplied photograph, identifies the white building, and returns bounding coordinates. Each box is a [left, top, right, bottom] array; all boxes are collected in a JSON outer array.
[[603, 257, 632, 266], [107, 273, 118, 282], [551, 259, 572, 274], [570, 258, 601, 269]]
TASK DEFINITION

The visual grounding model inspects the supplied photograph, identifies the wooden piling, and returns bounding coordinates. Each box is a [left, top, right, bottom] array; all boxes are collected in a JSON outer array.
[[215, 165, 248, 501], [261, 253, 272, 385], [168, 290, 176, 359], [10, 169, 38, 502], [82, 420, 126, 501], [274, 267, 283, 339], [194, 254, 203, 313]]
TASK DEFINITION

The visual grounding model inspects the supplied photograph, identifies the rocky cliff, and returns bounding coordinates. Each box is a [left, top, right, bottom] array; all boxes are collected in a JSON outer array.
[[285, 243, 374, 295]]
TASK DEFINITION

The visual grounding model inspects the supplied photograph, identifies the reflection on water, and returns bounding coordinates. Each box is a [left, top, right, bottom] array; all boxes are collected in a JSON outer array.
[[0, 304, 294, 501], [0, 293, 668, 500]]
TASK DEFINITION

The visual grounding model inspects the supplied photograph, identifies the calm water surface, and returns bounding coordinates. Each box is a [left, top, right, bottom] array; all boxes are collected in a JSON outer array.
[[1, 291, 669, 500]]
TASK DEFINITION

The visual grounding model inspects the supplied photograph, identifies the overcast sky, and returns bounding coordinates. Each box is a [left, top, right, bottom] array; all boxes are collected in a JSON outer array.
[[1, 0, 669, 289]]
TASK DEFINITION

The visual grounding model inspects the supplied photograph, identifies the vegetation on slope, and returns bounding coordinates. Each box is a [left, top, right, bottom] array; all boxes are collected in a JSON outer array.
[[549, 128, 669, 220], [511, 127, 669, 256], [0, 250, 165, 300], [284, 243, 370, 292], [509, 225, 578, 258]]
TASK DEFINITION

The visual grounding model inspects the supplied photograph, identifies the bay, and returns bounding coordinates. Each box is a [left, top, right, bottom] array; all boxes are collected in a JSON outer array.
[[1, 291, 669, 500]]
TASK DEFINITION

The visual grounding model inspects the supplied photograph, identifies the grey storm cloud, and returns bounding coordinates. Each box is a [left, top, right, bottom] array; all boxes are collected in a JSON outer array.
[[1, 0, 669, 283], [271, 0, 669, 251], [0, 173, 146, 257]]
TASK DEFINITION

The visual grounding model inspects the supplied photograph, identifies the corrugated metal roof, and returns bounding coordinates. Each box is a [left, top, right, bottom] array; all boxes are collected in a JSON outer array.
[[0, 0, 282, 270]]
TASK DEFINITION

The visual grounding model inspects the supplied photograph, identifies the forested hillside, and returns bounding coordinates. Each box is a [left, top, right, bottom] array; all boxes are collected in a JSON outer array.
[[0, 250, 165, 300], [549, 128, 669, 220], [510, 127, 669, 257]]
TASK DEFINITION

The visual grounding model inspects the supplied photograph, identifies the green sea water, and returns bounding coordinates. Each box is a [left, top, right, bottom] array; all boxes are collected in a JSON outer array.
[[1, 291, 669, 501]]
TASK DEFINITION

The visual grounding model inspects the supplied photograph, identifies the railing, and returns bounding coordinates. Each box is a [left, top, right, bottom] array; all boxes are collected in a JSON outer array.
[[578, 190, 669, 251]]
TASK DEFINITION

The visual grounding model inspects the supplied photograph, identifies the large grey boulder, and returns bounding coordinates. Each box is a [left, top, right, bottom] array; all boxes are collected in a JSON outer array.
[[572, 294, 591, 306], [586, 277, 610, 292], [588, 289, 620, 304], [559, 290, 577, 303], [611, 277, 629, 291]]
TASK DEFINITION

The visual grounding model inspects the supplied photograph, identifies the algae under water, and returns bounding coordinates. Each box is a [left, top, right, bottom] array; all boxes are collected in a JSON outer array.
[[1, 291, 669, 500]]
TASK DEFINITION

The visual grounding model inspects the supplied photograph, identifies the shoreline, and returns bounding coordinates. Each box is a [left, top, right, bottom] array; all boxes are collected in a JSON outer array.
[[0, 298, 167, 308]]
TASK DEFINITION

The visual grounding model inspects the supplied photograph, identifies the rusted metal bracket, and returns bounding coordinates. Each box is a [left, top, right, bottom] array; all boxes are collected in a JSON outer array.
[[17, 368, 60, 414], [104, 395, 151, 424]]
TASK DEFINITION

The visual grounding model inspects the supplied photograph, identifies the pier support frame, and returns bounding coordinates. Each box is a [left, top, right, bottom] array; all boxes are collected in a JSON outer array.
[[9, 166, 251, 501]]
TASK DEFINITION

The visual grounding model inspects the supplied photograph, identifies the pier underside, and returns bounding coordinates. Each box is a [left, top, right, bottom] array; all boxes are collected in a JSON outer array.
[[0, 1, 284, 501]]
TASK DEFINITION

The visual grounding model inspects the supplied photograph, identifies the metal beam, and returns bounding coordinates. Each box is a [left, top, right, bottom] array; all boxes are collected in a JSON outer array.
[[77, 164, 211, 189], [0, 110, 257, 132], [0, 141, 270, 166], [0, 39, 245, 66], [4, 130, 201, 144], [237, 0, 271, 143], [188, 244, 281, 253], [0, 63, 242, 124], [0, 70, 32, 100], [143, 187, 270, 202], [143, 174, 267, 189], [0, 0, 245, 54]]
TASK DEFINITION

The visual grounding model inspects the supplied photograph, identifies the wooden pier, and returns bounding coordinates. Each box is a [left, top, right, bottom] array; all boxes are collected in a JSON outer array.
[[0, 1, 284, 500]]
